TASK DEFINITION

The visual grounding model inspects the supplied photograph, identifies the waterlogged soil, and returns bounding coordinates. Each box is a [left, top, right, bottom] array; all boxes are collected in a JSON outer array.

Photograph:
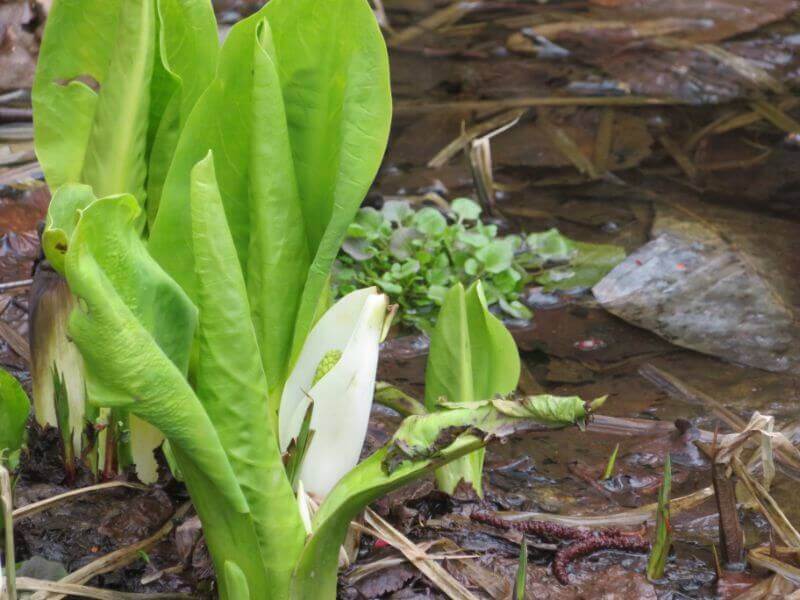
[[3, 0, 800, 598]]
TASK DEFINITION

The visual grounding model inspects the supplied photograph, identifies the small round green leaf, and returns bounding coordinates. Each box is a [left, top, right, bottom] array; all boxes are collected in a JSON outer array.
[[476, 239, 515, 274], [451, 197, 482, 221], [413, 207, 447, 235]]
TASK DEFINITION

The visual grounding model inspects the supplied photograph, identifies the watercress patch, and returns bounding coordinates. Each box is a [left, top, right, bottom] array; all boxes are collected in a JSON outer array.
[[333, 198, 625, 331]]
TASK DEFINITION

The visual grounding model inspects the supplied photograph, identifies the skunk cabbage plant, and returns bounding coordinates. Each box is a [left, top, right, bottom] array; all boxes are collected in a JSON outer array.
[[33, 0, 603, 597], [425, 281, 521, 495], [55, 182, 596, 597], [31, 0, 219, 481]]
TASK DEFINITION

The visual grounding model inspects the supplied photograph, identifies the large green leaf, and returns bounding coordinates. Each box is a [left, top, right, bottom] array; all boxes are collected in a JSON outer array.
[[34, 0, 155, 204], [189, 153, 305, 591], [63, 193, 277, 599], [33, 0, 126, 191], [424, 281, 520, 495], [246, 20, 312, 404], [423, 283, 473, 411], [63, 194, 245, 510], [174, 446, 269, 600], [33, 0, 217, 215], [79, 0, 155, 203], [146, 0, 219, 225], [149, 0, 392, 402], [0, 368, 30, 460], [465, 281, 521, 400]]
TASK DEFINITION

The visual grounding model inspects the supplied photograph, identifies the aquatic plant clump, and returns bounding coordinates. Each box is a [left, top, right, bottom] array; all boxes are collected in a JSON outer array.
[[333, 198, 625, 331]]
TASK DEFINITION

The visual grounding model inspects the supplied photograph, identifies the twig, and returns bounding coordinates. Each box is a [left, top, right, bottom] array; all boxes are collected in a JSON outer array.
[[0, 279, 33, 293], [0, 108, 32, 122], [732, 457, 800, 549], [0, 90, 29, 105], [497, 485, 714, 528], [16, 578, 193, 600], [538, 108, 599, 179], [0, 161, 42, 186], [13, 481, 147, 521], [698, 439, 745, 568], [371, 0, 393, 33], [750, 99, 800, 134], [587, 414, 713, 441], [1, 466, 16, 600], [428, 109, 526, 168], [640, 363, 800, 474], [593, 107, 614, 174], [388, 1, 482, 47], [0, 321, 30, 363], [747, 547, 800, 586], [658, 134, 697, 181], [395, 96, 683, 115], [364, 508, 479, 600]]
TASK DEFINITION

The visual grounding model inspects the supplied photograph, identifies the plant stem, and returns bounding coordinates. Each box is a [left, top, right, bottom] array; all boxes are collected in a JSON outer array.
[[1, 465, 17, 600]]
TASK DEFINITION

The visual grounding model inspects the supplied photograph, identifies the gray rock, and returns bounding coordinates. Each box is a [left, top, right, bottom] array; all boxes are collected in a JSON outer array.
[[593, 201, 800, 373]]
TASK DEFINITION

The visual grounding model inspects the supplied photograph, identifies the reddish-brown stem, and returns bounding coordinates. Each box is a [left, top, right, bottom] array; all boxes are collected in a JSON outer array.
[[471, 511, 649, 584], [553, 533, 650, 584]]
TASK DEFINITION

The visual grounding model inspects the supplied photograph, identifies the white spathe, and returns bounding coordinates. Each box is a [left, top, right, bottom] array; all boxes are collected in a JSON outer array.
[[279, 287, 389, 497]]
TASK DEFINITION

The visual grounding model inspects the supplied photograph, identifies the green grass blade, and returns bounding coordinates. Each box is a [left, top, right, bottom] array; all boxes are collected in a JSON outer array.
[[602, 443, 620, 480], [514, 539, 528, 600], [647, 455, 672, 580]]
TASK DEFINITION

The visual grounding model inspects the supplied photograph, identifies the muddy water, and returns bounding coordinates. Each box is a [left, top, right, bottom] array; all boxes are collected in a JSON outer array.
[[373, 27, 800, 592], [375, 189, 800, 598]]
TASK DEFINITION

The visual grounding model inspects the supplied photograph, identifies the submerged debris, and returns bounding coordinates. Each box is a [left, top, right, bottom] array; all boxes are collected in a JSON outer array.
[[471, 511, 650, 585]]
